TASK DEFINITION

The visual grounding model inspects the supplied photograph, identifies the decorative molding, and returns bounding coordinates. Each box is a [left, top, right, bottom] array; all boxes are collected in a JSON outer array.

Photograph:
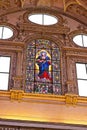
[[18, 23, 70, 35], [0, 0, 10, 9], [1, 91, 87, 106], [66, 54, 87, 59], [0, 119, 87, 130], [0, 46, 23, 52], [10, 89, 24, 102], [63, 46, 87, 53], [0, 40, 24, 47], [63, 0, 78, 12], [67, 4, 87, 20], [65, 93, 78, 105], [15, 0, 25, 8], [0, 41, 24, 52], [13, 76, 23, 90], [76, 0, 87, 10]]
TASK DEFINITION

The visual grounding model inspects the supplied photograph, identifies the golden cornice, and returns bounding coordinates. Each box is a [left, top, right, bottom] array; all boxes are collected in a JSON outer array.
[[65, 93, 78, 105], [23, 93, 65, 103], [0, 91, 10, 97], [0, 90, 87, 106], [10, 90, 24, 102]]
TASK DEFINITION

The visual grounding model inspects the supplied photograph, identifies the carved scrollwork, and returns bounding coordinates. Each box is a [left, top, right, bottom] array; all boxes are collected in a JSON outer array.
[[10, 89, 24, 102], [63, 0, 78, 12], [65, 93, 78, 105], [0, 0, 10, 9]]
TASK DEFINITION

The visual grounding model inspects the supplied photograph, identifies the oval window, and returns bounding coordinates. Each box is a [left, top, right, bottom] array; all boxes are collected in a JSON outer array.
[[0, 26, 13, 39], [73, 34, 87, 47], [28, 14, 58, 25]]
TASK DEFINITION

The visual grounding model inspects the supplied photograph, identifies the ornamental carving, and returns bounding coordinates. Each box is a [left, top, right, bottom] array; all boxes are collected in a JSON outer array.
[[15, 0, 37, 8], [15, 0, 26, 8], [0, 16, 8, 23], [67, 4, 87, 19], [13, 76, 23, 89], [0, 0, 10, 9], [65, 93, 78, 105], [76, 0, 87, 10], [10, 89, 24, 102], [18, 23, 70, 35]]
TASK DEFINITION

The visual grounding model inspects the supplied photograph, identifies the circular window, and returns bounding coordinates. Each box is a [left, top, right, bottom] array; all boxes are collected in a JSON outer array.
[[73, 34, 87, 47], [28, 14, 58, 25], [0, 26, 13, 39]]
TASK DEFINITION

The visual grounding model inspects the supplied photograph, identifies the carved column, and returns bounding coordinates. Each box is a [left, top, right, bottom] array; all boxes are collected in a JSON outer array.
[[16, 52, 22, 76], [66, 56, 75, 94], [13, 51, 23, 90]]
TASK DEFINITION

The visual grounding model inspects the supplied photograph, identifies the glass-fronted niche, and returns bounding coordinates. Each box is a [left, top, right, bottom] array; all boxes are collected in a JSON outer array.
[[25, 39, 61, 95]]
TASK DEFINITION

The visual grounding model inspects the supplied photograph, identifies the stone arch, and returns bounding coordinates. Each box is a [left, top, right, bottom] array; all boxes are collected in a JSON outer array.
[[23, 34, 64, 49]]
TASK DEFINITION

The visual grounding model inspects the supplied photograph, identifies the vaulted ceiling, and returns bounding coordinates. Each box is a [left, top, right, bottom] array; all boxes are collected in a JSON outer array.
[[0, 0, 87, 25], [0, 0, 87, 43]]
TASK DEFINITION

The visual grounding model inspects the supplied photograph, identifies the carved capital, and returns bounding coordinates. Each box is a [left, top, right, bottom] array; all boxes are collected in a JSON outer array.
[[65, 93, 78, 105], [13, 76, 23, 89], [10, 90, 24, 102]]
